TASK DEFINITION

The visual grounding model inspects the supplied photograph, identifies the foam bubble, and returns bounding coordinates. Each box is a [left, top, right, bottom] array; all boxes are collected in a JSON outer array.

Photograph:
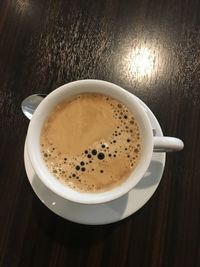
[[92, 149, 97, 155], [97, 153, 105, 160]]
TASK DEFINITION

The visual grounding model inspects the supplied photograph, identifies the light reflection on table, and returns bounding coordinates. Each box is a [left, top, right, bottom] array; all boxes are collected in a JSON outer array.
[[113, 37, 168, 91]]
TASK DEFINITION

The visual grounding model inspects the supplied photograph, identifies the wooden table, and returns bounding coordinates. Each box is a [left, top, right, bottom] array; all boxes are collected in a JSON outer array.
[[0, 0, 199, 266]]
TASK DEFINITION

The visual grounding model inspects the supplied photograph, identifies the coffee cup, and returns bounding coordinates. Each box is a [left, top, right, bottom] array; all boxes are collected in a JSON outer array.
[[27, 80, 184, 204]]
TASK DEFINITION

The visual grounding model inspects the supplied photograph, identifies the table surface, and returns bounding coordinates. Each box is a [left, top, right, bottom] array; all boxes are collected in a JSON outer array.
[[0, 0, 200, 266]]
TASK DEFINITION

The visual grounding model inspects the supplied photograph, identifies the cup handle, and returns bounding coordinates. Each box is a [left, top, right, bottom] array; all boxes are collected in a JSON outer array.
[[153, 137, 184, 152]]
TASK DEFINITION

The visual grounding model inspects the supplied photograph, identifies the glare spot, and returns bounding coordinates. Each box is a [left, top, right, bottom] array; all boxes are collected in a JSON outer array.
[[129, 46, 155, 77]]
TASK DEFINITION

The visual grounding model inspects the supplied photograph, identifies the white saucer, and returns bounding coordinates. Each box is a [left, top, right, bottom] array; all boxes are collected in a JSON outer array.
[[24, 98, 166, 225]]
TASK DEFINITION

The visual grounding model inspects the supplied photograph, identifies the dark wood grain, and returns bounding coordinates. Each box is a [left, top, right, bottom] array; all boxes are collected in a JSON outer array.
[[0, 0, 200, 266]]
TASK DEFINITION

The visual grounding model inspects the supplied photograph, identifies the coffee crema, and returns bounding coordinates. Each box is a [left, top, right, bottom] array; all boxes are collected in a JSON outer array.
[[40, 93, 142, 192]]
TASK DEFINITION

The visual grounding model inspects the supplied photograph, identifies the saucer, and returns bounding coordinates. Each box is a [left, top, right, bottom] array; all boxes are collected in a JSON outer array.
[[24, 98, 166, 225]]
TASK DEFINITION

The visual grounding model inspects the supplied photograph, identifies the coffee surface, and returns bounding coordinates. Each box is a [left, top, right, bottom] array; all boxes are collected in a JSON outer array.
[[40, 93, 142, 192]]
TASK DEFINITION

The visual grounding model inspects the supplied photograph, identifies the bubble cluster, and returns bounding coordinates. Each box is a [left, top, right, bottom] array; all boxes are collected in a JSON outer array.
[[40, 93, 142, 192]]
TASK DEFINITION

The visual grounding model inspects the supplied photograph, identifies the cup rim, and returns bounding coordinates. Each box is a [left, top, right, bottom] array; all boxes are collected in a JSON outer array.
[[27, 79, 153, 204]]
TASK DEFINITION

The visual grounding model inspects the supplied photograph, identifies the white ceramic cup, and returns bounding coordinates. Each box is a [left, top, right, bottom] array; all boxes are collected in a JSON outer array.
[[27, 80, 184, 204]]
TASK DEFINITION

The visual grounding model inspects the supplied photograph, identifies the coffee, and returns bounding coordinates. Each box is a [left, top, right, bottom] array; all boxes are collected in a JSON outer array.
[[40, 93, 142, 192]]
